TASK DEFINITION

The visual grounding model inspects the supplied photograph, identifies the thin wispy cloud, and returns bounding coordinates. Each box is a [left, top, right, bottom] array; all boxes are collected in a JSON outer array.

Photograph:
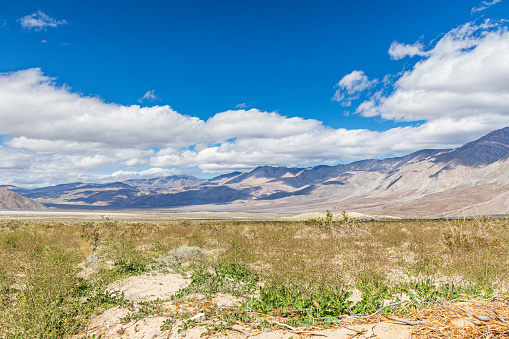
[[236, 103, 249, 109], [471, 0, 502, 14], [388, 41, 429, 60], [138, 90, 159, 103], [19, 11, 67, 31]]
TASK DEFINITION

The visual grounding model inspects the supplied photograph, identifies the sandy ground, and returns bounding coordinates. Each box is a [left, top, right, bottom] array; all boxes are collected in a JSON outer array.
[[0, 210, 290, 221], [75, 272, 509, 339], [106, 272, 192, 302]]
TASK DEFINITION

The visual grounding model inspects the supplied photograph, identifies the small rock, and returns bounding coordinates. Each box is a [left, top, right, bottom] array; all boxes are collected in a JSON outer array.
[[189, 312, 206, 322]]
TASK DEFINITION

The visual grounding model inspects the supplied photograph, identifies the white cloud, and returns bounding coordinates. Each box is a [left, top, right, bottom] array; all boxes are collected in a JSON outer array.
[[471, 0, 502, 14], [0, 69, 205, 148], [100, 168, 179, 181], [357, 21, 509, 122], [332, 70, 377, 106], [7, 137, 104, 153], [335, 71, 372, 94], [388, 41, 429, 60], [205, 110, 322, 140], [41, 39, 47, 43], [150, 149, 200, 168], [0, 146, 35, 170], [2, 17, 509, 188], [190, 118, 499, 172], [236, 103, 249, 108], [138, 90, 159, 103], [19, 11, 67, 31]]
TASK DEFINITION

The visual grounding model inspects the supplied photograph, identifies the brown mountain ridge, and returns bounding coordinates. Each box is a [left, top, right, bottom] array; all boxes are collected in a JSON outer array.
[[0, 187, 46, 210]]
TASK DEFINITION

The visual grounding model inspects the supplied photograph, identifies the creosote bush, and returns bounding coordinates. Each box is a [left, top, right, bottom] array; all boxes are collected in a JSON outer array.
[[442, 216, 503, 251]]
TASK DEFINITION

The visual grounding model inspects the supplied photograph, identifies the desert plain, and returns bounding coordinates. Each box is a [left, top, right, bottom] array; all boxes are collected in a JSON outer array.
[[0, 210, 508, 338]]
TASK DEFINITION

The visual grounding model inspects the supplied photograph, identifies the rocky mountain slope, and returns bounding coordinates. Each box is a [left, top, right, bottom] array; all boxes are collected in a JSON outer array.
[[123, 175, 207, 190], [0, 187, 46, 210], [4, 127, 509, 217]]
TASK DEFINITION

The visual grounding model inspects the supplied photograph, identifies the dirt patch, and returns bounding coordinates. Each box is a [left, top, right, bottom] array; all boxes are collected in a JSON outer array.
[[76, 293, 509, 339], [75, 272, 188, 338], [107, 272, 191, 302], [211, 293, 243, 308], [163, 323, 412, 338], [76, 307, 169, 338]]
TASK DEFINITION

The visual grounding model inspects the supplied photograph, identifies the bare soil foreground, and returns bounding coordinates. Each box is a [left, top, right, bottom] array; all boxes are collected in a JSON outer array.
[[76, 271, 509, 338], [0, 211, 508, 338]]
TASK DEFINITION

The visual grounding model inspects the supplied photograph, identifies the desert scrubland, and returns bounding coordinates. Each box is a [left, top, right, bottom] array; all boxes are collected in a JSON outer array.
[[0, 213, 508, 338]]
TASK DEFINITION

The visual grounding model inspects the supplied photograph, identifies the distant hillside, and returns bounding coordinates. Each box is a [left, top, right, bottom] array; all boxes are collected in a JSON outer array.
[[0, 187, 46, 210], [5, 126, 509, 217], [122, 175, 207, 190]]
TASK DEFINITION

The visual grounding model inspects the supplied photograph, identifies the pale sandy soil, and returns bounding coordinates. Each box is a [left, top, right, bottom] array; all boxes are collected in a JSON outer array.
[[0, 210, 289, 221], [74, 272, 509, 339], [106, 272, 192, 302], [279, 211, 399, 221], [0, 210, 136, 216]]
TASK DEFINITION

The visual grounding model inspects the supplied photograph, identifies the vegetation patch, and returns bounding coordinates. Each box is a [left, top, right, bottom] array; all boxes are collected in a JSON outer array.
[[0, 215, 507, 337]]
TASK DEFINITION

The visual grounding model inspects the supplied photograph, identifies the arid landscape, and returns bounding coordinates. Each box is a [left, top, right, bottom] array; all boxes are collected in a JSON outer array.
[[2, 1, 509, 338], [1, 125, 509, 339], [0, 212, 508, 338]]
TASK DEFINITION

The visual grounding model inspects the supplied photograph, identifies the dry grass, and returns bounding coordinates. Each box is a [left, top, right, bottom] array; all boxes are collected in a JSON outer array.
[[0, 215, 508, 337]]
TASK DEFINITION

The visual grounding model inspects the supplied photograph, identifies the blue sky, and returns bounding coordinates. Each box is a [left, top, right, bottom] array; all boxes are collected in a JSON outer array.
[[1, 0, 509, 186]]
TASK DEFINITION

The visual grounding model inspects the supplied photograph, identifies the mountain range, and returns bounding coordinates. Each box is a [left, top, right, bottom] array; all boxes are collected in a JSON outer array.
[[2, 127, 509, 217]]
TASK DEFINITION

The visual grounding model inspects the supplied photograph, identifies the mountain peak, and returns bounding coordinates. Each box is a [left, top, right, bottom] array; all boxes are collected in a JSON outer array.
[[435, 126, 509, 167], [122, 175, 206, 190]]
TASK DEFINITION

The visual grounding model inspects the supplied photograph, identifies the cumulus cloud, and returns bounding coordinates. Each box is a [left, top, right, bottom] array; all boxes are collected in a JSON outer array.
[[0, 69, 205, 148], [19, 11, 67, 31], [388, 41, 429, 60], [332, 71, 377, 106], [205, 110, 322, 140], [471, 0, 502, 14], [0, 146, 35, 170], [356, 20, 509, 123], [138, 90, 159, 103], [143, 116, 498, 175]]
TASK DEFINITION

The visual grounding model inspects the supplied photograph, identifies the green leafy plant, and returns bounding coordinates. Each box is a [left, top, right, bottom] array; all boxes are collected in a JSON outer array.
[[176, 263, 258, 298], [252, 283, 353, 319]]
